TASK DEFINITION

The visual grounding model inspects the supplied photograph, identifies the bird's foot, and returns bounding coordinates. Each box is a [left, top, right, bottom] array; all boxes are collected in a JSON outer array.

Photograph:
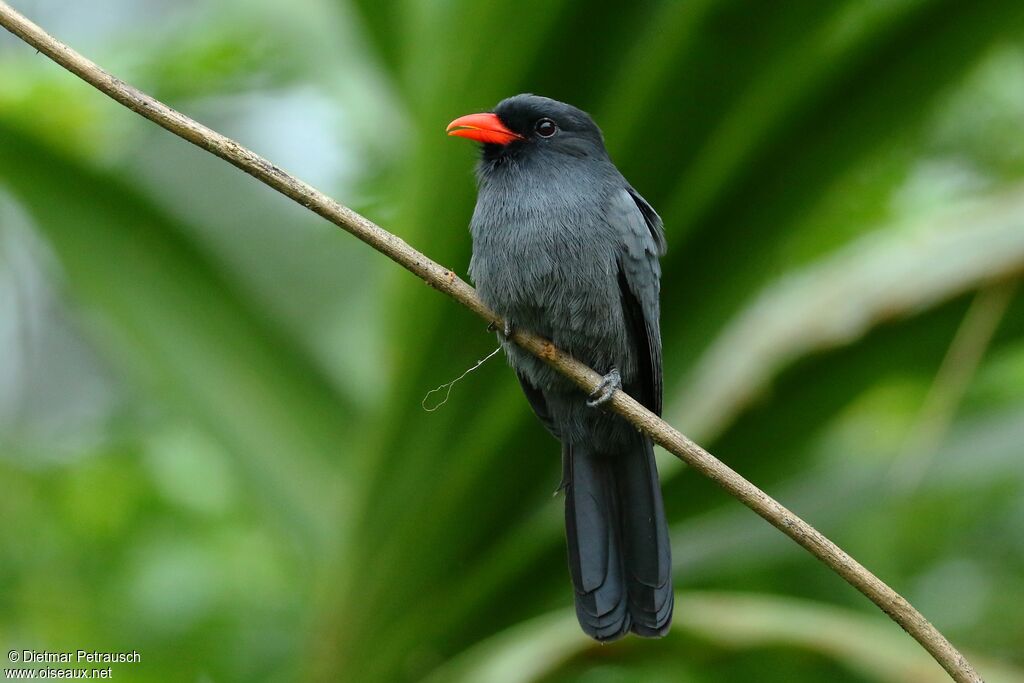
[[587, 368, 622, 408], [487, 319, 515, 339]]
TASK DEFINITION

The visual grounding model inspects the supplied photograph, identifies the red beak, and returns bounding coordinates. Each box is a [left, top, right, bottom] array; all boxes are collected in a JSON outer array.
[[446, 112, 524, 145]]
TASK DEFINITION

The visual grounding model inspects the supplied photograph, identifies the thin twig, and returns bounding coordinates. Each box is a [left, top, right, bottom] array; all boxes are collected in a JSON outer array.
[[0, 4, 983, 681]]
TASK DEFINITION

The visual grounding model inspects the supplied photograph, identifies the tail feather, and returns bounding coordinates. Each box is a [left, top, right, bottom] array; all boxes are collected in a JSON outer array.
[[564, 443, 631, 640], [614, 435, 673, 637], [564, 438, 673, 641]]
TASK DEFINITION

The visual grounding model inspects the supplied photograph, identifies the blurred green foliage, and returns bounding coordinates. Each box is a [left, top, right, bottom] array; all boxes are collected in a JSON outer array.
[[2, 1, 1024, 681]]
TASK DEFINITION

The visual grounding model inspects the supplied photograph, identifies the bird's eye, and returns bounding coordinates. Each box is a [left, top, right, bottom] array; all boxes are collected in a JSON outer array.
[[535, 118, 557, 138]]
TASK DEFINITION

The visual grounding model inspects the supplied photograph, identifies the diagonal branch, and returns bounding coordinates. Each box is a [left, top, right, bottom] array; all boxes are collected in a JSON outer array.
[[0, 3, 983, 682]]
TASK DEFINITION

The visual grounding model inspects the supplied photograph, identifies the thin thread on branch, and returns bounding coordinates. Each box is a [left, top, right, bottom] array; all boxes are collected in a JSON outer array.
[[0, 4, 983, 682], [421, 345, 502, 411]]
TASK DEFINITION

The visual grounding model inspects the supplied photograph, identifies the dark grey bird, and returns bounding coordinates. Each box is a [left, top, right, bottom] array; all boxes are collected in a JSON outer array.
[[447, 94, 672, 641]]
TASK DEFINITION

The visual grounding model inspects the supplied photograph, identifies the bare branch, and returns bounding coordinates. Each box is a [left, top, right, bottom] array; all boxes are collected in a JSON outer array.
[[0, 3, 983, 681]]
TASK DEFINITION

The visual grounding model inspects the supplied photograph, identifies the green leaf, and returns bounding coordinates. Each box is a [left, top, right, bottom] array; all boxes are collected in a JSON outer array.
[[428, 591, 1024, 683], [0, 125, 354, 551]]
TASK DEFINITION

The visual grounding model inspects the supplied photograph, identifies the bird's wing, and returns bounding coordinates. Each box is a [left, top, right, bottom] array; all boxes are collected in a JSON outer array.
[[516, 371, 561, 439], [611, 187, 665, 416], [626, 186, 667, 256]]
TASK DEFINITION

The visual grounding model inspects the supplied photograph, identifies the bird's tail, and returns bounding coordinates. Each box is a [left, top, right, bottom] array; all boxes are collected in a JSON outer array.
[[563, 436, 673, 641]]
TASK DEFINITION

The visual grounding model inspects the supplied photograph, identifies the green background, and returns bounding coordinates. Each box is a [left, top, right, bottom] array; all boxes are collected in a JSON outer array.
[[2, 0, 1023, 681]]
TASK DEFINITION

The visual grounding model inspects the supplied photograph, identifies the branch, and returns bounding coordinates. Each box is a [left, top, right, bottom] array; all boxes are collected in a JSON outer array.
[[0, 4, 982, 682]]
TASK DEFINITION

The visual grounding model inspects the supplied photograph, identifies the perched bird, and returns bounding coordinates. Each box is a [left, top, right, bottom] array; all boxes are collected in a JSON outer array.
[[447, 94, 672, 640]]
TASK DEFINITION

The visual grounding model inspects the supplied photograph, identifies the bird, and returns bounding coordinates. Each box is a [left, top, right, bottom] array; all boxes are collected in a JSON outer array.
[[446, 94, 672, 641]]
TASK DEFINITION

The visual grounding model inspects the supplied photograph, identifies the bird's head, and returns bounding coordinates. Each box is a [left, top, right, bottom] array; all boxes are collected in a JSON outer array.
[[446, 94, 608, 166]]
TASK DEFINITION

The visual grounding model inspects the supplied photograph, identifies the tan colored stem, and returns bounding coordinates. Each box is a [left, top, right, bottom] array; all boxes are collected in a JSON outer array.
[[0, 3, 983, 681]]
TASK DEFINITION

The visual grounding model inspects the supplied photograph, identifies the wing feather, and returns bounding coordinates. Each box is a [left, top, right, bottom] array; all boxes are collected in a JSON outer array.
[[610, 188, 664, 416]]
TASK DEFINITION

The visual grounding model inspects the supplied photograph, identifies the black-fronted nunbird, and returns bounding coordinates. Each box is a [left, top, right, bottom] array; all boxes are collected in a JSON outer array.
[[447, 94, 672, 640]]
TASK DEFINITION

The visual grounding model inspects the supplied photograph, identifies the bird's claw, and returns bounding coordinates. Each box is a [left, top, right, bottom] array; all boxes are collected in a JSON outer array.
[[587, 368, 621, 408], [487, 319, 515, 339]]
